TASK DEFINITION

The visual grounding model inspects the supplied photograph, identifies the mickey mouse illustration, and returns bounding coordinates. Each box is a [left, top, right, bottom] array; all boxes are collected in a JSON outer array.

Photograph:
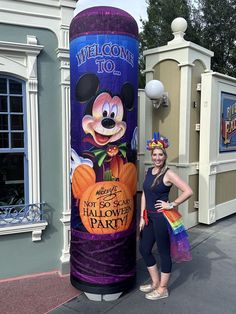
[[72, 73, 137, 182], [76, 73, 134, 146], [71, 73, 138, 232]]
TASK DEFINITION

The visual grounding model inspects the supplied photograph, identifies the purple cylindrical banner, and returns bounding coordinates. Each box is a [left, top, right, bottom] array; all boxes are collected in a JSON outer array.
[[70, 6, 139, 294]]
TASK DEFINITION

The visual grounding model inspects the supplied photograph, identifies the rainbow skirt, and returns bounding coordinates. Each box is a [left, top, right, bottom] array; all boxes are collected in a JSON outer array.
[[162, 209, 192, 263]]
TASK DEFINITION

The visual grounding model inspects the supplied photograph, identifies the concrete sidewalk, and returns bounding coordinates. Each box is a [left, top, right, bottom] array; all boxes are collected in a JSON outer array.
[[50, 213, 236, 314]]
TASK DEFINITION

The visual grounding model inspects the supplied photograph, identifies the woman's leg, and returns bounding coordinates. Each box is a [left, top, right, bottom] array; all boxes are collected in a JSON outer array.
[[152, 214, 172, 294], [147, 264, 159, 288], [139, 220, 159, 288], [159, 272, 170, 294]]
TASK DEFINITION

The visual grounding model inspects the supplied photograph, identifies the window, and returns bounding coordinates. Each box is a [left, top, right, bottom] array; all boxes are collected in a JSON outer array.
[[0, 37, 47, 241], [0, 77, 26, 207]]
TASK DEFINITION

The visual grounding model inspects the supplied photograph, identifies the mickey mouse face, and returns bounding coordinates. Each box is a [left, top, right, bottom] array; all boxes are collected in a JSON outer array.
[[76, 73, 134, 147], [82, 92, 126, 146]]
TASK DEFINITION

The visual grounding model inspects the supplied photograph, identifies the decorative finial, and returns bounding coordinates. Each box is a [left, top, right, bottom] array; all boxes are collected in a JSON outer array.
[[168, 17, 188, 45]]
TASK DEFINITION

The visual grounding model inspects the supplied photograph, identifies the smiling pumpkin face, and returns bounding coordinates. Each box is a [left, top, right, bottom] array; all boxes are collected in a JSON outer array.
[[82, 92, 127, 146]]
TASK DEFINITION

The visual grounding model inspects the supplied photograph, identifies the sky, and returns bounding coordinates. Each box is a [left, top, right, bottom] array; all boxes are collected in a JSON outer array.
[[74, 0, 148, 30]]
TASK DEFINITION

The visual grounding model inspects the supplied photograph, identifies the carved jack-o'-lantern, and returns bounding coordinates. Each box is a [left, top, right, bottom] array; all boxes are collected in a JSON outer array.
[[106, 145, 119, 157], [79, 181, 133, 234]]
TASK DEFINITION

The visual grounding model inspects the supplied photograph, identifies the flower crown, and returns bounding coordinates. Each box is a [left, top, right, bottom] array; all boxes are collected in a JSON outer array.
[[146, 132, 169, 150]]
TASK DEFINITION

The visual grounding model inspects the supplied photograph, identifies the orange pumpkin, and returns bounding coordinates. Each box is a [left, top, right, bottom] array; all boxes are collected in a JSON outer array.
[[119, 162, 137, 195], [79, 181, 133, 234], [110, 156, 124, 179], [72, 164, 96, 199]]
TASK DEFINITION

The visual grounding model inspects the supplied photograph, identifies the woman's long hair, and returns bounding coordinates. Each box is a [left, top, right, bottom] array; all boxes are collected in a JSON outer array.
[[151, 147, 168, 188]]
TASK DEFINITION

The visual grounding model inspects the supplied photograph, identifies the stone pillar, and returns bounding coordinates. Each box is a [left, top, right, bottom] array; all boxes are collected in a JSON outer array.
[[143, 17, 213, 228]]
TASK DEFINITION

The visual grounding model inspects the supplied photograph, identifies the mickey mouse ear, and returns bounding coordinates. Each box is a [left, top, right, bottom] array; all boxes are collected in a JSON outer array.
[[76, 73, 99, 102], [121, 82, 134, 111]]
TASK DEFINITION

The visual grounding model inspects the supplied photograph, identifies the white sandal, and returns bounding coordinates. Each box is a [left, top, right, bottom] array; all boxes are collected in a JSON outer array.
[[139, 284, 155, 293], [145, 289, 169, 300]]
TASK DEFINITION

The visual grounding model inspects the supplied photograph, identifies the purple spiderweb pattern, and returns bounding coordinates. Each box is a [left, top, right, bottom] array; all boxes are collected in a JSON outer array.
[[70, 228, 136, 285]]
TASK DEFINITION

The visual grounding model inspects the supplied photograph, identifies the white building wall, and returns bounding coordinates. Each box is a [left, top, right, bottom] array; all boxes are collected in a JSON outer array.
[[199, 72, 236, 224], [0, 0, 76, 277]]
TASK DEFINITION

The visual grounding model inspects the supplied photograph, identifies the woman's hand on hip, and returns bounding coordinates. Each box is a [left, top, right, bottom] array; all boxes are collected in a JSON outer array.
[[155, 200, 171, 211]]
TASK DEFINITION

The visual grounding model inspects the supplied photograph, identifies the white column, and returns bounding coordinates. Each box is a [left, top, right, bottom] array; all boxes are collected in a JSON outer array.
[[144, 70, 155, 170], [198, 73, 216, 224], [137, 89, 146, 190], [178, 63, 194, 163], [60, 82, 71, 271], [27, 80, 40, 204], [56, 2, 75, 273], [26, 35, 42, 205], [177, 63, 194, 223], [56, 47, 71, 273]]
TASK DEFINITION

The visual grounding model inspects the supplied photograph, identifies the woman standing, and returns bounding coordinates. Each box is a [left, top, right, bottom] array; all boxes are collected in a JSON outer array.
[[139, 133, 193, 300]]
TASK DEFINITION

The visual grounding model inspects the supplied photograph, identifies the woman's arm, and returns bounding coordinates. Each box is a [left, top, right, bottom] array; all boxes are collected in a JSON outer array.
[[167, 169, 193, 206], [139, 191, 146, 231], [156, 169, 193, 210]]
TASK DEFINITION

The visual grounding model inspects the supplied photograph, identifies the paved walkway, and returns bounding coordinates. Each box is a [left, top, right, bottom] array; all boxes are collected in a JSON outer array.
[[0, 272, 80, 314], [50, 213, 236, 314]]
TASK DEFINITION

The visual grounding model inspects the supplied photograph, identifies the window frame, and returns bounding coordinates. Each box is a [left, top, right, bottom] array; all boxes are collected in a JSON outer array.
[[0, 36, 47, 241], [0, 76, 28, 203]]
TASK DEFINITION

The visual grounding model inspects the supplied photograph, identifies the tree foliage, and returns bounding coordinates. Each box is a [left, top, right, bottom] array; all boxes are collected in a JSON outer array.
[[197, 0, 236, 76], [140, 0, 198, 49], [139, 0, 236, 87]]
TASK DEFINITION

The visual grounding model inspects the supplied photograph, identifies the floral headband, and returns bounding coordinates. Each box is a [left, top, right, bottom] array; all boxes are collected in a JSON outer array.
[[146, 132, 169, 150]]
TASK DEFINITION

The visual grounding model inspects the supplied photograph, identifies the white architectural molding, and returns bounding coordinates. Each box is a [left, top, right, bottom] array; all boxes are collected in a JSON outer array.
[[0, 222, 48, 242], [178, 62, 195, 68], [56, 47, 71, 272], [178, 64, 192, 163], [0, 39, 44, 81], [60, 212, 71, 271], [210, 71, 236, 83], [215, 199, 236, 221], [27, 82, 41, 205], [143, 69, 155, 74], [0, 0, 76, 50], [59, 25, 70, 49], [0, 36, 45, 238], [143, 42, 214, 70], [208, 207, 216, 224], [145, 161, 199, 173], [210, 160, 236, 173], [144, 72, 156, 170], [199, 71, 236, 224], [137, 89, 146, 191]]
